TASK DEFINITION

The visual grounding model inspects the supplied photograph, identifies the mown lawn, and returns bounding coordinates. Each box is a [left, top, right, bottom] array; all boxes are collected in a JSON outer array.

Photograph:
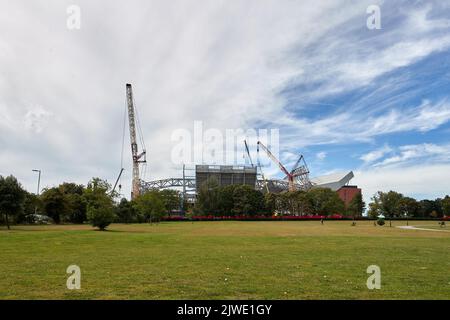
[[0, 221, 449, 299]]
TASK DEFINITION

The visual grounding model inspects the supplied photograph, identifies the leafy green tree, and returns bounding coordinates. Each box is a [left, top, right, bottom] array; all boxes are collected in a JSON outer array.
[[307, 188, 345, 216], [0, 175, 26, 229], [283, 192, 298, 215], [57, 182, 87, 223], [86, 193, 115, 230], [59, 182, 84, 195], [399, 197, 419, 218], [264, 193, 277, 216], [346, 192, 366, 218], [369, 191, 403, 226], [83, 178, 111, 204], [134, 191, 165, 223], [65, 193, 87, 223], [368, 195, 381, 218], [217, 185, 237, 216], [232, 185, 264, 216], [82, 178, 115, 229], [293, 191, 312, 216], [115, 198, 137, 223], [19, 191, 42, 223], [194, 178, 220, 215], [432, 198, 444, 218], [418, 199, 438, 218], [40, 187, 68, 224], [160, 189, 181, 215], [442, 196, 450, 217]]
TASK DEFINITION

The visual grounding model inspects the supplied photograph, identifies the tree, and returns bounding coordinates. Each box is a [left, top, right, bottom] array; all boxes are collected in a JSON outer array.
[[40, 187, 68, 224], [217, 185, 237, 216], [59, 182, 87, 224], [294, 191, 312, 216], [232, 185, 264, 216], [134, 191, 165, 223], [82, 178, 115, 230], [0, 175, 26, 229], [83, 178, 111, 204], [264, 193, 277, 216], [418, 199, 438, 218], [160, 189, 181, 215], [346, 192, 366, 218], [86, 193, 115, 230], [194, 178, 220, 215], [66, 193, 87, 223], [19, 191, 42, 223], [115, 198, 137, 223], [369, 191, 403, 226], [307, 188, 345, 216], [442, 196, 450, 217], [399, 197, 419, 218]]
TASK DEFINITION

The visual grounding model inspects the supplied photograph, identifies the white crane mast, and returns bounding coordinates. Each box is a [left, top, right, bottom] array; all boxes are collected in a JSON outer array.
[[126, 83, 146, 199]]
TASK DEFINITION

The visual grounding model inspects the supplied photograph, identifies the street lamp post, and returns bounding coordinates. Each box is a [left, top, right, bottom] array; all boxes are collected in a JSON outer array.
[[32, 169, 41, 215]]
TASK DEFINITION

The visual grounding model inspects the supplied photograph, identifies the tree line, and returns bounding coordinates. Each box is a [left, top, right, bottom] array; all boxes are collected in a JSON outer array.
[[193, 178, 365, 217], [0, 175, 181, 230], [1, 174, 449, 230], [368, 190, 450, 222]]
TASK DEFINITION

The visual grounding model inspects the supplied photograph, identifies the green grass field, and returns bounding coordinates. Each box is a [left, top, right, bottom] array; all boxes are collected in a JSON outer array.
[[1, 221, 449, 299]]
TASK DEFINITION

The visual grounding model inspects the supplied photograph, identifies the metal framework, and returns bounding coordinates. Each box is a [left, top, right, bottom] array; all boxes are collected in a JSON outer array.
[[140, 177, 300, 197], [126, 83, 146, 199], [257, 141, 312, 191]]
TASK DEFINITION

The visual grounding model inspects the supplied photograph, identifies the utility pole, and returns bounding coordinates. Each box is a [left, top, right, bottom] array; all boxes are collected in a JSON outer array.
[[126, 84, 146, 200], [32, 169, 41, 215]]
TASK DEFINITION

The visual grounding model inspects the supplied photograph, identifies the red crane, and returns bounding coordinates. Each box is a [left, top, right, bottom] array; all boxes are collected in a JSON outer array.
[[257, 141, 311, 192]]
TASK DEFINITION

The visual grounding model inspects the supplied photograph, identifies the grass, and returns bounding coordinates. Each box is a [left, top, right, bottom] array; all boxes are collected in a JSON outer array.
[[0, 220, 449, 299]]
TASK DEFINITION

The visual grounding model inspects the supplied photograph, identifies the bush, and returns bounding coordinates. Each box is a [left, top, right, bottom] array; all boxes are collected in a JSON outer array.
[[87, 204, 115, 230], [133, 191, 165, 223], [377, 218, 385, 226], [86, 193, 115, 231]]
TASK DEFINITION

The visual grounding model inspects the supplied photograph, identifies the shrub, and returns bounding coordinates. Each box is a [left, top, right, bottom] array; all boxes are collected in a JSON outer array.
[[87, 204, 115, 230], [86, 194, 115, 230]]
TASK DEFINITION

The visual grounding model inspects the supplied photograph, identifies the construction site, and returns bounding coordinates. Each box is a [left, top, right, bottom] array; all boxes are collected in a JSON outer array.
[[121, 83, 361, 207]]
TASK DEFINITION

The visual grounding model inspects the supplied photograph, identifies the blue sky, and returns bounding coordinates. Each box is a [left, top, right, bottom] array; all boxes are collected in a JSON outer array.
[[1, 0, 450, 204]]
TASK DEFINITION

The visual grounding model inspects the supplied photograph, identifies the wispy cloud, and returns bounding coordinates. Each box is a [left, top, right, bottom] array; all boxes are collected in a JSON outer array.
[[316, 151, 327, 161], [360, 145, 392, 163], [373, 143, 450, 167]]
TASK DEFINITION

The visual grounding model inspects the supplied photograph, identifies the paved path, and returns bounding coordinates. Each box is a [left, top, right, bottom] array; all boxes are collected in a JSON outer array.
[[396, 225, 450, 232]]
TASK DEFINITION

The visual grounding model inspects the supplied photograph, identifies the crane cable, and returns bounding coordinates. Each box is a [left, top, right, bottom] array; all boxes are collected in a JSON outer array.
[[117, 97, 128, 194], [131, 95, 147, 181]]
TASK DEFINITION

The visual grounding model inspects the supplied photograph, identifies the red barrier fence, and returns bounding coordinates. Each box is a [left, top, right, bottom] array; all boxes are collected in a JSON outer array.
[[162, 214, 352, 221]]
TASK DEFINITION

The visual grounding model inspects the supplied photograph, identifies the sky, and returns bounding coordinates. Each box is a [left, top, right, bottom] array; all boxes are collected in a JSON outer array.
[[1, 0, 450, 205]]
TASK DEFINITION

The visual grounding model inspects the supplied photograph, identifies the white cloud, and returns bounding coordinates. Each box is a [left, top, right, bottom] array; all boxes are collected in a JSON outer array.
[[354, 164, 450, 205], [316, 151, 327, 161], [24, 106, 53, 133], [279, 99, 450, 149], [360, 145, 392, 163], [374, 143, 450, 167]]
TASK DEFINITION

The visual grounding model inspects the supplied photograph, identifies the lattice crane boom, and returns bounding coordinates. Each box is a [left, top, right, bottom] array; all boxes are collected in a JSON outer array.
[[126, 83, 146, 199], [257, 141, 295, 192]]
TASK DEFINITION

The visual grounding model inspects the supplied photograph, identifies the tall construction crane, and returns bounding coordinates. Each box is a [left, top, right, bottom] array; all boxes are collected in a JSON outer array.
[[244, 140, 270, 193], [126, 83, 146, 199], [257, 141, 311, 192]]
